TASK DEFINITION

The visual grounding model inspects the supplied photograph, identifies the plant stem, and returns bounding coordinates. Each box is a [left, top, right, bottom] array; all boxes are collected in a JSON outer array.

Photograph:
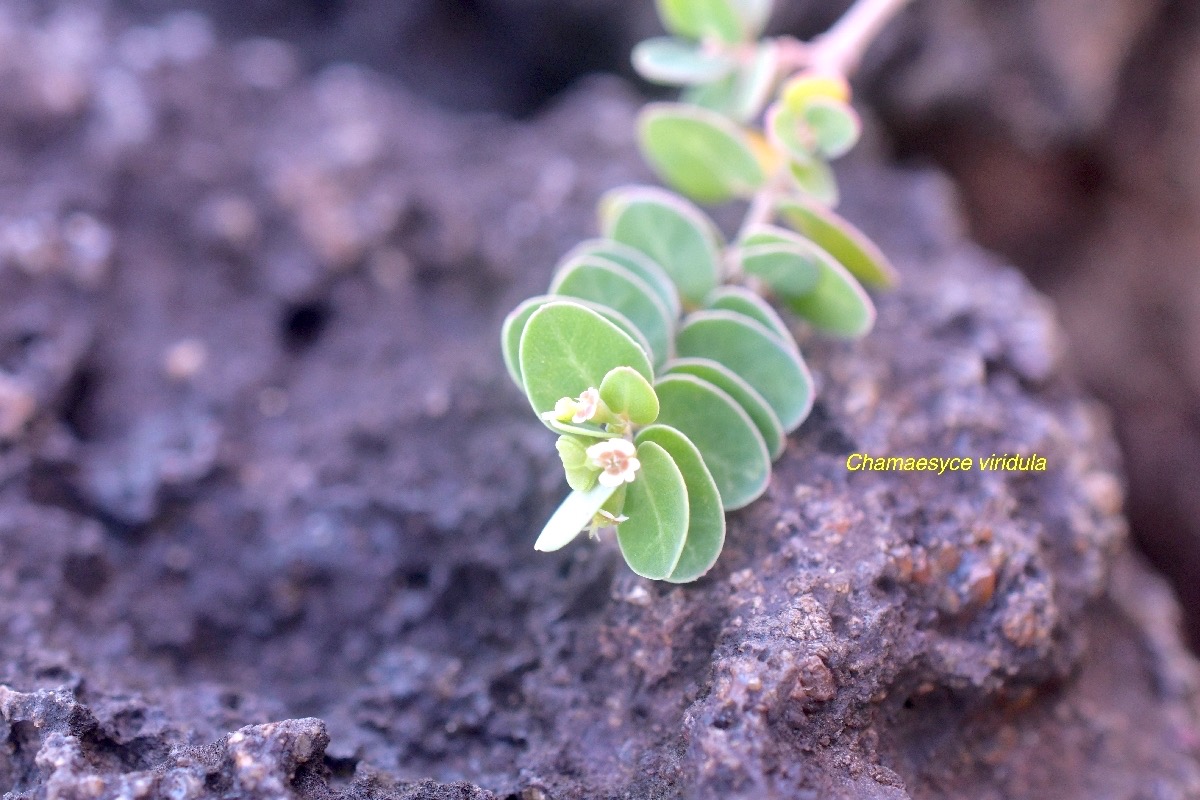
[[736, 173, 784, 242], [808, 0, 913, 78], [726, 171, 788, 281], [729, 0, 911, 272]]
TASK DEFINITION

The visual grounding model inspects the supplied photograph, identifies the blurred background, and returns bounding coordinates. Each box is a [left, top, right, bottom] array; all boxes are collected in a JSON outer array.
[[1, 0, 1198, 792], [1, 0, 1197, 652], [94, 0, 1200, 647]]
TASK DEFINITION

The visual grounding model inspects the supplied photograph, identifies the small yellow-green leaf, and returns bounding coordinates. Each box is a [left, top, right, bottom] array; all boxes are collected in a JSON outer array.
[[632, 37, 736, 85], [561, 239, 681, 319], [704, 286, 796, 350], [789, 157, 839, 207], [556, 435, 589, 469], [519, 301, 653, 419], [685, 41, 779, 123], [600, 366, 659, 425], [556, 435, 601, 492], [654, 0, 743, 44], [638, 103, 765, 204], [534, 482, 619, 552], [551, 257, 675, 368], [781, 71, 851, 109], [766, 102, 815, 165], [768, 97, 860, 163], [729, 0, 773, 39], [502, 295, 654, 389], [617, 441, 689, 580], [776, 196, 898, 288], [654, 373, 769, 510], [601, 186, 722, 307], [675, 310, 813, 432], [803, 98, 861, 160], [666, 357, 785, 459], [561, 470, 595, 494], [636, 425, 725, 583]]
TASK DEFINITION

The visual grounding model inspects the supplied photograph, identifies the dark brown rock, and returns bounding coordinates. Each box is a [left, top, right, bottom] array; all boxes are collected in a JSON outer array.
[[871, 0, 1200, 650], [0, 3, 1198, 799]]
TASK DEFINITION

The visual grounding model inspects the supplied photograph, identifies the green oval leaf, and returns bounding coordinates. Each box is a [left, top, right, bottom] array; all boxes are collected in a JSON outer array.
[[560, 239, 681, 320], [551, 257, 674, 368], [803, 98, 861, 160], [777, 241, 877, 338], [666, 357, 785, 459], [775, 197, 898, 288], [683, 76, 737, 118], [600, 366, 659, 425], [638, 103, 765, 204], [654, 0, 743, 44], [636, 425, 725, 583], [675, 310, 813, 432], [632, 37, 736, 85], [502, 295, 655, 389], [501, 296, 543, 388], [704, 286, 796, 349], [601, 186, 722, 307], [731, 40, 780, 122], [519, 301, 654, 419], [534, 482, 618, 552], [737, 242, 821, 298], [617, 441, 690, 580], [737, 223, 832, 299], [654, 373, 769, 510], [683, 40, 779, 123]]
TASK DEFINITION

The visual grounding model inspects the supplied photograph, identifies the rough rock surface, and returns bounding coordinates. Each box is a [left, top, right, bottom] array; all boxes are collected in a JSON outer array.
[[102, 0, 1200, 648], [870, 0, 1200, 647], [1, 4, 1199, 799]]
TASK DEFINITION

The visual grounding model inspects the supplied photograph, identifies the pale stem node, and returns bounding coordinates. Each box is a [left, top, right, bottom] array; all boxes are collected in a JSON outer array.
[[809, 0, 913, 77]]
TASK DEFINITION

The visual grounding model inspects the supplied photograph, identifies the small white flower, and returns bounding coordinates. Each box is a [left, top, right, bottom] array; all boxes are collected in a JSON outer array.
[[586, 439, 640, 487], [572, 387, 601, 423], [597, 509, 628, 524]]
